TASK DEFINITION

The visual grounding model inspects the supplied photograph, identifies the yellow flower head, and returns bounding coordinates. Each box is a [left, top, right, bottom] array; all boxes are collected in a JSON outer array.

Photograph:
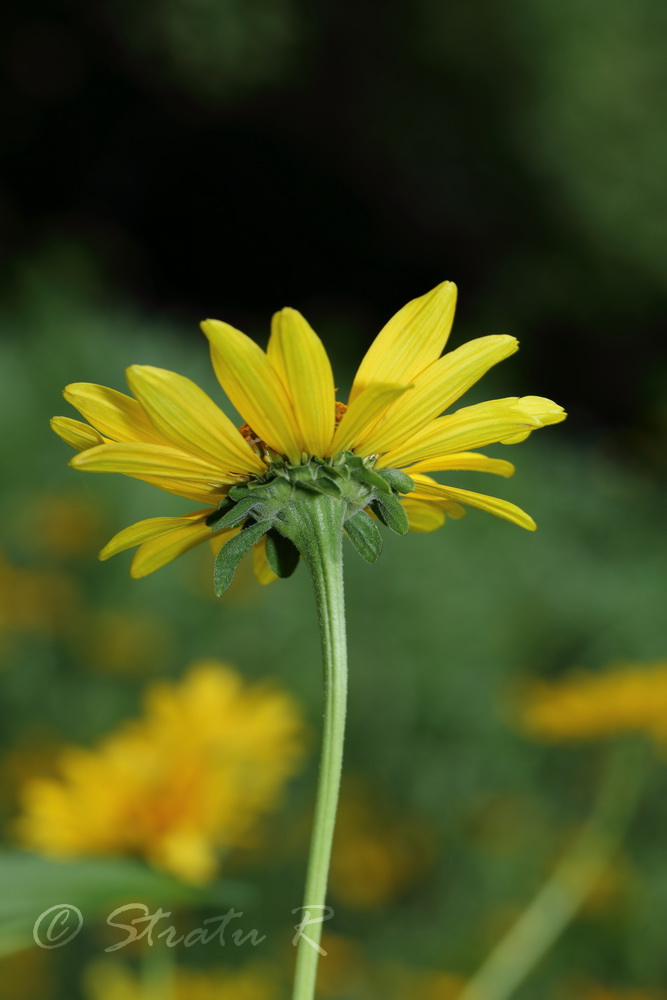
[[516, 660, 667, 744], [16, 661, 305, 883], [51, 282, 565, 587]]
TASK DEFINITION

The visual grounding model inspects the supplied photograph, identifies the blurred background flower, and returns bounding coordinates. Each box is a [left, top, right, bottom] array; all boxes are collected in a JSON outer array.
[[15, 661, 306, 883]]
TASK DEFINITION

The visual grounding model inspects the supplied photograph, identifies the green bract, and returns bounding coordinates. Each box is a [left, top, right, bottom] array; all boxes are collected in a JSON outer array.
[[207, 451, 415, 596]]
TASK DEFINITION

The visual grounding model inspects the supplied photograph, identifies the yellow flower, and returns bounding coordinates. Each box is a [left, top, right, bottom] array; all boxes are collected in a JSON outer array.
[[516, 660, 667, 743], [52, 282, 565, 582], [16, 661, 305, 883], [83, 960, 280, 1000]]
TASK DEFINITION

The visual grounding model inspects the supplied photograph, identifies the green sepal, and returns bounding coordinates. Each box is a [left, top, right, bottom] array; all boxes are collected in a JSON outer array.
[[376, 468, 415, 494], [229, 484, 252, 501], [354, 468, 392, 494], [344, 510, 383, 564], [209, 494, 263, 531], [371, 492, 409, 535], [206, 498, 234, 525], [295, 477, 341, 498], [214, 520, 270, 596], [264, 528, 300, 579], [313, 473, 342, 497]]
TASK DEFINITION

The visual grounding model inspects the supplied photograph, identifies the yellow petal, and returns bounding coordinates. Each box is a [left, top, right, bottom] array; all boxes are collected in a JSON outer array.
[[100, 510, 215, 561], [376, 400, 543, 469], [410, 474, 536, 530], [125, 365, 265, 475], [401, 498, 447, 533], [406, 451, 516, 477], [499, 396, 567, 443], [330, 384, 410, 456], [51, 416, 106, 451], [70, 443, 237, 503], [267, 308, 336, 456], [131, 520, 215, 578], [63, 383, 166, 444], [358, 335, 518, 453], [201, 319, 302, 462], [252, 535, 279, 585], [132, 477, 231, 505], [348, 281, 457, 403]]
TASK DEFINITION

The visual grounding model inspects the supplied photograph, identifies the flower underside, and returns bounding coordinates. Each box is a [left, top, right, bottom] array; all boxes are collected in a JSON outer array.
[[207, 449, 414, 594], [50, 280, 567, 588]]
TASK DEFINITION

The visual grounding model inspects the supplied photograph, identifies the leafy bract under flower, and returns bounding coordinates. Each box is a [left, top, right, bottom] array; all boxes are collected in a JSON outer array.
[[51, 282, 566, 587]]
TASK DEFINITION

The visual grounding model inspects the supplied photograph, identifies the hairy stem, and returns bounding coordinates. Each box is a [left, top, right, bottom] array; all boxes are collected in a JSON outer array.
[[287, 495, 348, 1000]]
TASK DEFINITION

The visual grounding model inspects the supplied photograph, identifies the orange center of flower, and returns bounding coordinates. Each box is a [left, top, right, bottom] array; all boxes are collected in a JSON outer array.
[[335, 401, 347, 424], [238, 422, 264, 447]]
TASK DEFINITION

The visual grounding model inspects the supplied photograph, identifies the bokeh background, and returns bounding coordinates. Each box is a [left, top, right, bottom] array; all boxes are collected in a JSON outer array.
[[1, 1, 666, 998]]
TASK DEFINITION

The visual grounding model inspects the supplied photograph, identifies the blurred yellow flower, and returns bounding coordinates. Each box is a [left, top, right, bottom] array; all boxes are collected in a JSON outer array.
[[516, 660, 667, 743], [0, 551, 80, 637], [52, 282, 564, 580], [329, 779, 435, 909], [83, 960, 280, 1000], [16, 661, 305, 883]]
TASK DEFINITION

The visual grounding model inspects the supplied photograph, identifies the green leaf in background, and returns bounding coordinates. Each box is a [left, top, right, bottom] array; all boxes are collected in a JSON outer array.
[[0, 851, 253, 959]]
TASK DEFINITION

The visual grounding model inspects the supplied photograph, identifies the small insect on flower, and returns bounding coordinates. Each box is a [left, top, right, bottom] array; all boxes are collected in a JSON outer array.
[[51, 282, 565, 592]]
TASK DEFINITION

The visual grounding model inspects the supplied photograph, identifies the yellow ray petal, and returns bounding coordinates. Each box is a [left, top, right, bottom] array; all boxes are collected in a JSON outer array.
[[70, 443, 237, 504], [125, 365, 265, 475], [129, 477, 231, 505], [376, 400, 544, 469], [400, 498, 447, 533], [406, 451, 516, 477], [410, 474, 536, 531], [63, 383, 166, 444], [50, 416, 106, 452], [349, 281, 457, 403], [330, 384, 410, 456], [131, 520, 215, 578], [100, 510, 215, 561], [201, 319, 302, 462], [358, 335, 518, 453], [252, 535, 279, 585], [499, 396, 567, 443], [267, 308, 336, 456]]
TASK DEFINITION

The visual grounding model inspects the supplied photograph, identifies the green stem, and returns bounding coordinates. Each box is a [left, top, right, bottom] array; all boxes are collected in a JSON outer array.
[[458, 739, 651, 1000], [284, 495, 348, 1000]]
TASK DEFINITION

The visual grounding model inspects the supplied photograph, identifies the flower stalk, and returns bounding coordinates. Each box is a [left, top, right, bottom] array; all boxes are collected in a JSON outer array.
[[282, 494, 348, 1000]]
